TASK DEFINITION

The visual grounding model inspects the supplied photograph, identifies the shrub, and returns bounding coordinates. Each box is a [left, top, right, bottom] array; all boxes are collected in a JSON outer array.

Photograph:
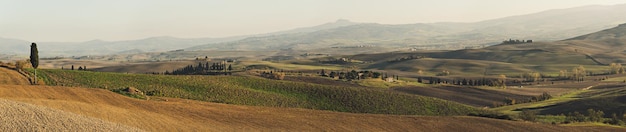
[[273, 72, 285, 80], [519, 109, 538, 122], [607, 113, 625, 126], [15, 60, 27, 71], [587, 109, 605, 122], [566, 111, 587, 123], [504, 97, 516, 105]]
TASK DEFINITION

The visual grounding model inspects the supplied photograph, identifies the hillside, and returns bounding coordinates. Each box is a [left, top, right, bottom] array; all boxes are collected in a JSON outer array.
[[0, 98, 143, 132], [1, 84, 622, 131], [33, 69, 483, 116], [484, 22, 626, 64], [538, 86, 626, 116], [0, 67, 30, 85]]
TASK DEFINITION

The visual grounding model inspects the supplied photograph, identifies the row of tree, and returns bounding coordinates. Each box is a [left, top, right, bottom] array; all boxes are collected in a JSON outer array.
[[320, 69, 386, 80], [502, 39, 532, 44], [167, 62, 232, 75], [61, 65, 88, 71]]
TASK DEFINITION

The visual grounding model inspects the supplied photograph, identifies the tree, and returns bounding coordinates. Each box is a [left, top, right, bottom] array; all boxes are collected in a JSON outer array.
[[523, 72, 541, 82], [572, 66, 586, 81], [495, 74, 507, 89], [30, 43, 39, 85]]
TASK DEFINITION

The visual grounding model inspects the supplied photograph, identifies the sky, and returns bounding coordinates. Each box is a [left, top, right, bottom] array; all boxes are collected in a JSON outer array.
[[1, 0, 625, 42]]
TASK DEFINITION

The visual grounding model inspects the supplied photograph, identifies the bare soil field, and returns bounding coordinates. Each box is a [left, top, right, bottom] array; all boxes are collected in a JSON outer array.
[[0, 98, 143, 132], [1, 84, 623, 131], [0, 67, 30, 85], [392, 85, 533, 107]]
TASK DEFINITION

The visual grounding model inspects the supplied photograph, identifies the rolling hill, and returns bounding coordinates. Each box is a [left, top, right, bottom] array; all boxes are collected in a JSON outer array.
[[5, 4, 626, 58], [0, 63, 624, 131], [187, 4, 626, 51], [33, 69, 484, 116], [1, 84, 623, 131]]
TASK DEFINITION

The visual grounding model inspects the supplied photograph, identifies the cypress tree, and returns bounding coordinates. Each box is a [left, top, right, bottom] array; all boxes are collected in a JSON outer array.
[[30, 43, 39, 85]]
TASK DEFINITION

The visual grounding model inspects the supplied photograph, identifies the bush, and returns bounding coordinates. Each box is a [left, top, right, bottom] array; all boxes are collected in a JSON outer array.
[[607, 113, 625, 126], [587, 109, 605, 122], [111, 87, 147, 100], [14, 60, 27, 71], [272, 72, 285, 80], [566, 111, 587, 123], [519, 109, 538, 122], [504, 97, 516, 105]]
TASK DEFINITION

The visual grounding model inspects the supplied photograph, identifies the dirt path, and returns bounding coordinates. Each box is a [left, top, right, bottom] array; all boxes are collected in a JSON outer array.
[[0, 67, 30, 85], [0, 84, 623, 132]]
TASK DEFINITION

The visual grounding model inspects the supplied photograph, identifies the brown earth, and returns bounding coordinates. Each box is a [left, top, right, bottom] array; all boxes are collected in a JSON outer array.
[[0, 67, 30, 85], [392, 85, 533, 107], [0, 98, 143, 132], [0, 84, 624, 131]]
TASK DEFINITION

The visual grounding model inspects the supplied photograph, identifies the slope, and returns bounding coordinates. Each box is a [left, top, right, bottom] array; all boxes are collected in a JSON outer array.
[[0, 98, 143, 132], [484, 22, 626, 64], [0, 84, 623, 131], [0, 66, 30, 85]]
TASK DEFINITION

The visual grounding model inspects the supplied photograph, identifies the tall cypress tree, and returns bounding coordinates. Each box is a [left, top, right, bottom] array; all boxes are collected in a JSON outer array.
[[30, 43, 39, 85]]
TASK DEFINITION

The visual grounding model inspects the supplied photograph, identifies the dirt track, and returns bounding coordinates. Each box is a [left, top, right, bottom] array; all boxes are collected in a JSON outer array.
[[0, 84, 623, 131]]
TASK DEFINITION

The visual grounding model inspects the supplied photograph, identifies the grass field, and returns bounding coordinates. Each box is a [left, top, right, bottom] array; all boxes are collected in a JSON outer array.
[[490, 90, 588, 115], [31, 69, 485, 116]]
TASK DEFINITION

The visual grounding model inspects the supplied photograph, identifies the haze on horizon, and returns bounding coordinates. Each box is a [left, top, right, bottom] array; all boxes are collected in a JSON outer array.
[[1, 0, 625, 42]]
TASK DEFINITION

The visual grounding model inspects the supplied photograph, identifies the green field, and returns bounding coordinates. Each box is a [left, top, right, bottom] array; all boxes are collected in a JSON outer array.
[[31, 69, 485, 116]]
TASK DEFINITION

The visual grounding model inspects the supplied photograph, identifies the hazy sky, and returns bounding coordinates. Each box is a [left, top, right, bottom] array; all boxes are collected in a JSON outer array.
[[1, 0, 625, 42]]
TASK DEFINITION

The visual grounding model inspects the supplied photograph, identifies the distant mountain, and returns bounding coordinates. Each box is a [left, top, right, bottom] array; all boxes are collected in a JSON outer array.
[[5, 4, 626, 57], [0, 19, 359, 57], [0, 37, 31, 55], [0, 36, 246, 57], [469, 4, 626, 40], [188, 3, 626, 51]]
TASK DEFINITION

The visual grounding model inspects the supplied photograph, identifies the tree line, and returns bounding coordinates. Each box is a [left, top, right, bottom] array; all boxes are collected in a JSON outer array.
[[167, 62, 232, 75]]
